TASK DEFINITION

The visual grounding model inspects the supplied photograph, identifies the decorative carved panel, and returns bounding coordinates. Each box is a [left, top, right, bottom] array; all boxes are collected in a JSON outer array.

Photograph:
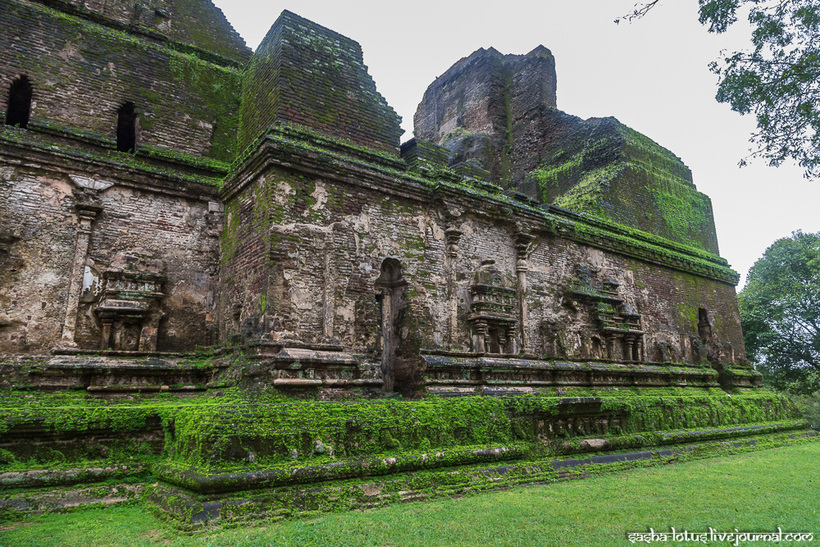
[[468, 260, 518, 354]]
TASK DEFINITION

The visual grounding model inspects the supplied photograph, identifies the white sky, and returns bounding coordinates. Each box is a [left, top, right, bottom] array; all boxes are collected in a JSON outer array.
[[212, 0, 820, 287]]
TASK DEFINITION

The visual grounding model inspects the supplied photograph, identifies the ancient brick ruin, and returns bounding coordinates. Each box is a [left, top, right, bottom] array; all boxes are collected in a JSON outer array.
[[0, 0, 813, 527]]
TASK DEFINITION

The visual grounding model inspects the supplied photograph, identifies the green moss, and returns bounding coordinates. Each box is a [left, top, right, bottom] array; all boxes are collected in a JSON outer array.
[[535, 153, 583, 197], [531, 117, 718, 253], [217, 123, 739, 285], [677, 303, 700, 328], [0, 125, 226, 186], [6, 0, 242, 162], [237, 13, 401, 156], [551, 162, 626, 216], [649, 181, 712, 246]]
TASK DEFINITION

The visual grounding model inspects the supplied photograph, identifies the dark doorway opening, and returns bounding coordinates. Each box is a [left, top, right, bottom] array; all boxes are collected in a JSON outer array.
[[376, 258, 411, 396]]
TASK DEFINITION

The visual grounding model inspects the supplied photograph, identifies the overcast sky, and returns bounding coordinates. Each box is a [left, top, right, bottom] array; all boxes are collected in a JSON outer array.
[[211, 0, 820, 287]]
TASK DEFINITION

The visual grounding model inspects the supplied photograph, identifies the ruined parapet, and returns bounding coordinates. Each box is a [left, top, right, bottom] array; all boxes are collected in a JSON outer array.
[[414, 46, 556, 183], [414, 47, 719, 253], [400, 138, 449, 173], [27, 0, 251, 63], [531, 114, 719, 254], [0, 0, 244, 162], [238, 10, 403, 156]]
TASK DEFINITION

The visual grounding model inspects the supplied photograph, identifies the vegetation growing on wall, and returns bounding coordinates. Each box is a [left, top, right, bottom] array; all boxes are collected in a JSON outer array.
[[0, 384, 802, 471], [533, 117, 718, 253], [2, 0, 243, 161]]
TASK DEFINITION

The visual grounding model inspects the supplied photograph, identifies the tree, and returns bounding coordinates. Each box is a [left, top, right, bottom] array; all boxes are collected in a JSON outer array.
[[739, 231, 820, 394], [619, 1, 820, 179]]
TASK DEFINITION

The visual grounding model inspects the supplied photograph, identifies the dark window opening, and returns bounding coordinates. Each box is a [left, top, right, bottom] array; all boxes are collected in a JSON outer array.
[[376, 258, 402, 287], [116, 102, 138, 152], [5, 76, 33, 128]]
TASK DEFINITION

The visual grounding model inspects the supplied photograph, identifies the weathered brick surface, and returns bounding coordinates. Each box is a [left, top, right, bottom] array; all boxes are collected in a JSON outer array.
[[0, 153, 220, 353], [414, 47, 719, 254], [0, 0, 242, 161], [0, 166, 76, 351], [32, 0, 250, 63], [238, 10, 403, 155], [0, 4, 752, 392], [220, 134, 747, 396], [414, 46, 557, 182]]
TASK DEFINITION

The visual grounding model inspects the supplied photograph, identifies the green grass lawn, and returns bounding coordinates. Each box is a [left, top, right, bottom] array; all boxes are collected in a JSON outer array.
[[1, 442, 818, 546]]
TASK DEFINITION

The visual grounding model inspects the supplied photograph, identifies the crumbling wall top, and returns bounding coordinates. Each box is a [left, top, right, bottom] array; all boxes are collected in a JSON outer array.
[[28, 0, 251, 63], [238, 10, 403, 156], [413, 44, 720, 254]]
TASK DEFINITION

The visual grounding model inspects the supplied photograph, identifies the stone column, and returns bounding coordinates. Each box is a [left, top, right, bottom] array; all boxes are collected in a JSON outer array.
[[99, 317, 113, 350], [507, 324, 518, 355], [625, 337, 635, 363], [445, 228, 462, 346], [378, 287, 394, 392], [322, 231, 335, 341], [60, 202, 101, 347], [474, 319, 488, 354], [515, 232, 534, 354]]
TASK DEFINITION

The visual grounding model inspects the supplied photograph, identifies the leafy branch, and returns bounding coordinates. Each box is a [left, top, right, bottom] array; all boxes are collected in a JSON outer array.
[[617, 0, 820, 179]]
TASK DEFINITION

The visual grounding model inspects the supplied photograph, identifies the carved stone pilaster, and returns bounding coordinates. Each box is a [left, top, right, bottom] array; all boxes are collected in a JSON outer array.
[[322, 230, 335, 341], [59, 201, 102, 347], [514, 231, 534, 354], [474, 319, 488, 354], [444, 228, 463, 344]]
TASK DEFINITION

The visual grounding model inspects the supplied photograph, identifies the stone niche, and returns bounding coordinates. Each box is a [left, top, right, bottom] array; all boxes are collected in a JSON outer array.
[[567, 266, 645, 362], [94, 254, 166, 352], [468, 260, 518, 354]]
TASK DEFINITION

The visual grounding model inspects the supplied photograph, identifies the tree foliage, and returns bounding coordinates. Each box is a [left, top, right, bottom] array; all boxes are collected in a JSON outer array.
[[739, 231, 820, 394], [620, 1, 820, 179]]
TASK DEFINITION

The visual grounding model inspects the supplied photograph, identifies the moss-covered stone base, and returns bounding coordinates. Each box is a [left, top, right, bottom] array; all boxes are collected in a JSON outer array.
[[0, 386, 814, 526], [143, 429, 817, 529]]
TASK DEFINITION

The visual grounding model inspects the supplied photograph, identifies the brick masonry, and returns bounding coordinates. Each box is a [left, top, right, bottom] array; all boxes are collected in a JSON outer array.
[[0, 1, 757, 394]]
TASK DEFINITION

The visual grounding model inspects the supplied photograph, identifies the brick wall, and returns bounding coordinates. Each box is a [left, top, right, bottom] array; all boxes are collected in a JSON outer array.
[[0, 0, 242, 161], [0, 167, 76, 351], [238, 10, 403, 156], [32, 0, 250, 63], [0, 157, 221, 353], [220, 144, 745, 366]]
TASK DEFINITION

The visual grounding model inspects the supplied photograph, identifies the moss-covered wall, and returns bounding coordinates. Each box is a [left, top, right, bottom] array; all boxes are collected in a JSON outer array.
[[219, 162, 444, 356], [532, 115, 719, 254], [167, 392, 801, 467], [524, 239, 744, 364], [238, 10, 403, 156], [0, 0, 243, 161], [32, 0, 251, 63], [219, 131, 745, 376], [414, 49, 719, 254]]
